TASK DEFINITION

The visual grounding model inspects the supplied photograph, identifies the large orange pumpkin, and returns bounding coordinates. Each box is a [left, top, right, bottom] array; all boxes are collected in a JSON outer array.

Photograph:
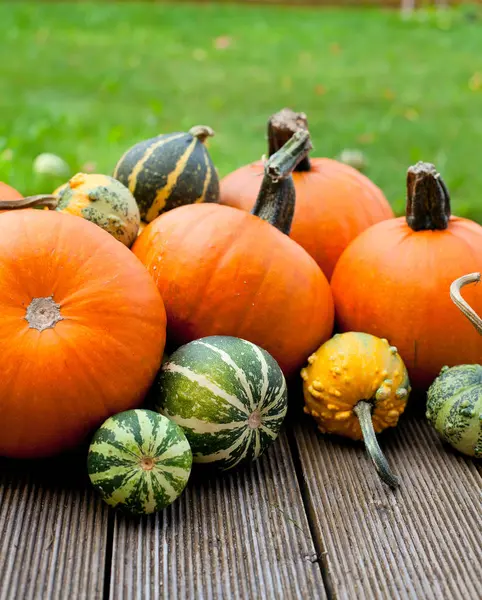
[[219, 109, 394, 279], [331, 162, 482, 391], [0, 209, 166, 458], [0, 181, 23, 201], [133, 130, 334, 377]]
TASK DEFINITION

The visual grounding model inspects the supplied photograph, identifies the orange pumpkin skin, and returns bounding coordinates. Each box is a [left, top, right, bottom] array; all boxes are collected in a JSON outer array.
[[0, 182, 22, 200], [0, 182, 23, 214], [0, 210, 166, 458], [221, 142, 393, 280], [331, 215, 482, 391], [132, 203, 334, 378]]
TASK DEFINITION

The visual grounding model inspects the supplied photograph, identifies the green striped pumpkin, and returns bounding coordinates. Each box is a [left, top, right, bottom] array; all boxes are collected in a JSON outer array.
[[426, 364, 482, 457], [113, 125, 219, 223], [156, 336, 288, 471], [87, 409, 192, 515]]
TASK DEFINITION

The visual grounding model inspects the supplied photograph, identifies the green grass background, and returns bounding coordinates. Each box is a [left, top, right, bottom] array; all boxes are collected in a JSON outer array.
[[0, 2, 481, 221]]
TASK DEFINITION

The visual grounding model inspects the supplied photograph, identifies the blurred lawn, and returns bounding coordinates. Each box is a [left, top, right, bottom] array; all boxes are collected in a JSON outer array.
[[0, 2, 481, 221]]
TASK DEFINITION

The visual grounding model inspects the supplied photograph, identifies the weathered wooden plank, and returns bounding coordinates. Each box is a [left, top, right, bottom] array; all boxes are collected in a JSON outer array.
[[109, 431, 326, 600], [0, 454, 109, 600], [294, 412, 482, 600]]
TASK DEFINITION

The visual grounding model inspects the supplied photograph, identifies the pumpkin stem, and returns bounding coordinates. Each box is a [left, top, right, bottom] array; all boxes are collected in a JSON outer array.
[[251, 129, 312, 234], [406, 162, 451, 231], [353, 400, 400, 489], [188, 125, 215, 144], [0, 194, 59, 211], [267, 108, 311, 172], [450, 273, 482, 335]]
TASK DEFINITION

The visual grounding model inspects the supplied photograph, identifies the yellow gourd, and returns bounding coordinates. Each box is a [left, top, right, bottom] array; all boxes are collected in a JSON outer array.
[[301, 332, 411, 487]]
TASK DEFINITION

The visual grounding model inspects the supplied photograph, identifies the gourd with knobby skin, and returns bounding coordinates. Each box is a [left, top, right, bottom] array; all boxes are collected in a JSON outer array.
[[220, 108, 393, 279], [113, 125, 219, 223], [88, 409, 192, 515], [0, 209, 166, 459], [0, 174, 141, 246], [331, 162, 482, 391], [133, 130, 334, 378], [426, 273, 482, 457], [302, 332, 411, 488], [156, 336, 288, 470]]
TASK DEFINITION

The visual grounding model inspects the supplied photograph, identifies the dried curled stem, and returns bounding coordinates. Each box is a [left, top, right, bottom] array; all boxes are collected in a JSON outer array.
[[450, 273, 482, 335]]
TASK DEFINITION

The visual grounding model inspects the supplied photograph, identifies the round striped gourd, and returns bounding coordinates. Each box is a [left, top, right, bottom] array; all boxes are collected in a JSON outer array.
[[426, 365, 482, 457], [56, 173, 140, 246], [113, 125, 219, 223], [156, 336, 288, 470], [88, 409, 192, 515]]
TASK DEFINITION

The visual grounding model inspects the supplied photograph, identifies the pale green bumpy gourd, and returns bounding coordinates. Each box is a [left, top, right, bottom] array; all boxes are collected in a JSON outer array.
[[426, 273, 482, 457]]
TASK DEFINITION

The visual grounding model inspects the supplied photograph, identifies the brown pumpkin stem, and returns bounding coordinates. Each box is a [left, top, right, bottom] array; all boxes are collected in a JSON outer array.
[[0, 195, 59, 211], [450, 273, 482, 335], [353, 401, 400, 489], [188, 125, 215, 144], [406, 162, 451, 231], [267, 108, 311, 172], [251, 129, 312, 234]]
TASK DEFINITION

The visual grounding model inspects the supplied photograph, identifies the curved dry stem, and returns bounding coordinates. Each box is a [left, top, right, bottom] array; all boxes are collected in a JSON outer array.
[[353, 401, 400, 489], [450, 273, 482, 335], [0, 195, 59, 211]]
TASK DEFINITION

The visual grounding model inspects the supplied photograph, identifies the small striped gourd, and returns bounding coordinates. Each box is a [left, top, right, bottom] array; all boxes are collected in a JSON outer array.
[[88, 409, 192, 515], [113, 125, 219, 223], [56, 173, 140, 246], [156, 336, 288, 471], [426, 273, 482, 458]]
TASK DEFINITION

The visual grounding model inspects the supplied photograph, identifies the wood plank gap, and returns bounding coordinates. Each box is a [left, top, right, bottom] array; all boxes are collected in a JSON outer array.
[[103, 509, 115, 600], [286, 426, 334, 600]]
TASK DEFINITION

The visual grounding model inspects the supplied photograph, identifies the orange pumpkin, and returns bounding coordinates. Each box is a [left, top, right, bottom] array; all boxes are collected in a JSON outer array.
[[133, 130, 334, 377], [0, 209, 166, 458], [331, 162, 482, 391], [220, 109, 394, 279], [0, 181, 23, 201]]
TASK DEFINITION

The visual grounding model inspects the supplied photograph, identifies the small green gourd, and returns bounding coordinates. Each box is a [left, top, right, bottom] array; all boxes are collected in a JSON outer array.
[[426, 273, 482, 457]]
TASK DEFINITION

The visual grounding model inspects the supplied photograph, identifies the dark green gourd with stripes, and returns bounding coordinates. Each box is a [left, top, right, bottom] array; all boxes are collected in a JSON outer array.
[[156, 336, 288, 470], [113, 125, 219, 222], [87, 409, 192, 515]]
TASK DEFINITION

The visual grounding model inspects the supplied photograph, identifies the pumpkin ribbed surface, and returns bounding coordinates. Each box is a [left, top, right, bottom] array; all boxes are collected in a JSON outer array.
[[113, 130, 219, 222], [221, 158, 392, 280], [427, 364, 482, 457], [156, 336, 288, 470], [88, 409, 192, 515]]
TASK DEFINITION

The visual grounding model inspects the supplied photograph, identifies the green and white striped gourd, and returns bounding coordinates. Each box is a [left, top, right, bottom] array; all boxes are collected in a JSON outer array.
[[156, 336, 288, 470], [87, 409, 192, 515], [426, 365, 482, 457]]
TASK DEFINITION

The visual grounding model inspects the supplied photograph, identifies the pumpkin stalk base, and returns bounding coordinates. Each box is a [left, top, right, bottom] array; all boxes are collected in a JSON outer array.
[[353, 400, 399, 489], [406, 162, 451, 231], [25, 296, 63, 332], [252, 129, 312, 234], [268, 108, 311, 172], [188, 125, 215, 144]]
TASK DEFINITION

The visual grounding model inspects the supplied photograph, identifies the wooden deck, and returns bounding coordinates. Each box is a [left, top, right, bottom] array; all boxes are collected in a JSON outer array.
[[1, 406, 480, 600]]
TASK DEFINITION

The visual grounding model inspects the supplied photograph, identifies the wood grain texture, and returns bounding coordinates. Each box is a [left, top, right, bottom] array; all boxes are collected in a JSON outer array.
[[0, 455, 109, 600], [294, 413, 482, 600], [109, 431, 326, 600]]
